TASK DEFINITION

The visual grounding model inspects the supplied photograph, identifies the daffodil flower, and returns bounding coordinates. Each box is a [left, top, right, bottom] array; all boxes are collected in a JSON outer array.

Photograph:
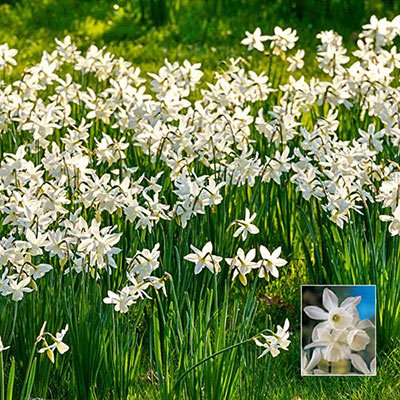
[[240, 28, 269, 52], [37, 323, 69, 364], [303, 288, 361, 330], [225, 248, 257, 286], [229, 208, 259, 241], [255, 319, 290, 358], [257, 245, 287, 279], [184, 241, 222, 274], [0, 336, 10, 352]]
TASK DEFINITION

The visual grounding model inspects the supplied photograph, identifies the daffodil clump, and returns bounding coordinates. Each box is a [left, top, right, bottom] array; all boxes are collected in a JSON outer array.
[[0, 12, 399, 397]]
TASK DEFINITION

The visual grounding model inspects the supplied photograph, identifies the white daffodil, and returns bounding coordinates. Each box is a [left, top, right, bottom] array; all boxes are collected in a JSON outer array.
[[229, 208, 259, 241], [9, 277, 33, 302], [303, 287, 375, 374], [303, 287, 360, 330], [305, 326, 350, 363], [380, 205, 400, 236], [358, 124, 384, 152], [183, 241, 222, 274], [103, 288, 137, 313], [29, 263, 53, 280], [38, 324, 69, 364], [255, 319, 291, 358], [0, 336, 10, 352], [77, 219, 122, 270], [240, 28, 269, 52], [257, 245, 287, 279], [25, 229, 48, 256], [287, 49, 305, 71], [225, 248, 257, 286], [268, 26, 298, 55], [0, 43, 18, 72], [128, 243, 161, 281]]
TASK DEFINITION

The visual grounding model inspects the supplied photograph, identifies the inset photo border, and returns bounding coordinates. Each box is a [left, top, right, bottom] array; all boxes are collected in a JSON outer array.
[[301, 285, 376, 376]]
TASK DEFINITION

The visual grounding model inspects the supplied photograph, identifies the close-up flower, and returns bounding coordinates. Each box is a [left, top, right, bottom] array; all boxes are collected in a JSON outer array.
[[303, 287, 360, 330], [302, 286, 376, 376]]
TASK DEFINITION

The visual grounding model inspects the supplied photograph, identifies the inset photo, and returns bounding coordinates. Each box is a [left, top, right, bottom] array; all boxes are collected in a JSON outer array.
[[301, 285, 376, 376]]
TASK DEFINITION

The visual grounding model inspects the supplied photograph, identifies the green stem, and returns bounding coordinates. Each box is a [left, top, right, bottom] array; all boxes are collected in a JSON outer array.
[[8, 303, 18, 344], [0, 352, 4, 400], [174, 336, 255, 389], [20, 343, 37, 399]]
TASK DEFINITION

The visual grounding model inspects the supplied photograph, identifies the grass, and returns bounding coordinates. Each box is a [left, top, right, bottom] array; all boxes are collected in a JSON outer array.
[[0, 0, 400, 399], [0, 0, 399, 78]]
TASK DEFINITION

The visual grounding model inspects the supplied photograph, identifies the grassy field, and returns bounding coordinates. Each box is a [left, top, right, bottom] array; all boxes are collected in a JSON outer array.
[[0, 0, 400, 399], [0, 0, 398, 76]]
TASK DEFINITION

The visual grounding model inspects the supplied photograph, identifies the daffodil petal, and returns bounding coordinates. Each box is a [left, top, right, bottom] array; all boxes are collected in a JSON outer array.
[[303, 306, 329, 320]]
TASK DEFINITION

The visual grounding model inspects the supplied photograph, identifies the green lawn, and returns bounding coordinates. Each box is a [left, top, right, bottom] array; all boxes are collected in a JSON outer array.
[[1, 0, 398, 76], [0, 1, 400, 399]]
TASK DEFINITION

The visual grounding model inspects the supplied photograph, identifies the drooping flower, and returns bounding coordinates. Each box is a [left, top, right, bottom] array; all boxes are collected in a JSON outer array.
[[255, 319, 291, 358], [38, 324, 69, 364]]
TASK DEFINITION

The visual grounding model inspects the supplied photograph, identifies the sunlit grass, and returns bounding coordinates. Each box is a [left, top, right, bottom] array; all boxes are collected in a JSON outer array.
[[0, 2, 399, 399]]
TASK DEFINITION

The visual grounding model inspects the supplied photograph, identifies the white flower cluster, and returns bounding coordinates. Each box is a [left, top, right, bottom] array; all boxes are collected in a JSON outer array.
[[0, 321, 70, 365], [303, 288, 375, 375], [242, 16, 400, 232], [184, 233, 287, 287], [0, 14, 399, 310], [184, 207, 287, 285], [104, 243, 170, 313], [255, 318, 291, 358]]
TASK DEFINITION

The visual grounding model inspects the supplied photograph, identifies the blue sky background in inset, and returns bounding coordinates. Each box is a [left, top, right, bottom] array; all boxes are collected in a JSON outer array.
[[346, 285, 376, 320]]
